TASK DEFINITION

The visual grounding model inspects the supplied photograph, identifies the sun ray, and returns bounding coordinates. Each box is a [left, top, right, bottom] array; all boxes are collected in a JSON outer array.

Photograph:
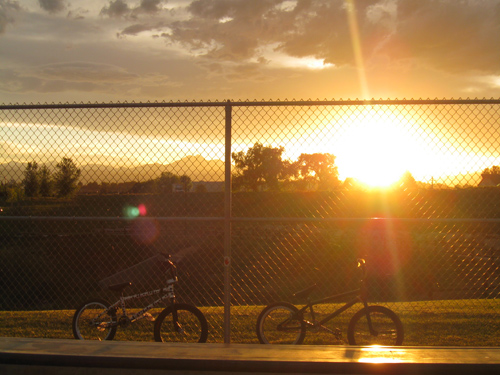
[[345, 0, 369, 98]]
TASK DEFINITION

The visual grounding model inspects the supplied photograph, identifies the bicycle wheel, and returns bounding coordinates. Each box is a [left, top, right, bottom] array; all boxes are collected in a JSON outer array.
[[347, 305, 404, 345], [72, 299, 117, 341], [256, 302, 306, 344], [154, 303, 208, 343]]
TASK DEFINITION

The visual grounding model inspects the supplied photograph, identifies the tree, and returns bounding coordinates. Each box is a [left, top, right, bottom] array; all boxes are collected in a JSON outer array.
[[130, 180, 157, 194], [179, 175, 193, 192], [39, 165, 53, 197], [6, 183, 24, 203], [157, 171, 179, 194], [99, 182, 109, 195], [23, 162, 40, 197], [482, 166, 500, 175], [54, 157, 81, 197], [395, 171, 417, 190], [296, 153, 340, 190], [232, 143, 293, 191]]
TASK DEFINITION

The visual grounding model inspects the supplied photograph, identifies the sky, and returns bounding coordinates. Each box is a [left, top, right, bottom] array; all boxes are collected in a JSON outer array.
[[1, 0, 500, 104], [1, 0, 500, 187]]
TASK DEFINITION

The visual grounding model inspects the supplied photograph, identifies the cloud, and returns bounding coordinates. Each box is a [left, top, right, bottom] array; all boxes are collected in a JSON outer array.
[[139, 0, 163, 13], [100, 0, 131, 18], [38, 0, 66, 14], [159, 0, 500, 75], [119, 21, 170, 36], [101, 0, 165, 19], [0, 0, 21, 34], [386, 0, 500, 74]]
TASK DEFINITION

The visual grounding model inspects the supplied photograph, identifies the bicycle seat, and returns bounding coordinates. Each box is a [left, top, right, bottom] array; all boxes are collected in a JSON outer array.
[[292, 284, 317, 300], [107, 282, 132, 293]]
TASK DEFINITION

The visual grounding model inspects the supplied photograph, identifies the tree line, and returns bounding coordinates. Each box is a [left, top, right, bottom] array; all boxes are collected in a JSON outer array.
[[232, 143, 341, 191], [231, 142, 420, 191], [1, 157, 81, 201], [4, 143, 500, 202]]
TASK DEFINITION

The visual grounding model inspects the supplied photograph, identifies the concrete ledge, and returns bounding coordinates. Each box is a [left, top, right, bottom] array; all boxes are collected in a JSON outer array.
[[1, 337, 500, 374]]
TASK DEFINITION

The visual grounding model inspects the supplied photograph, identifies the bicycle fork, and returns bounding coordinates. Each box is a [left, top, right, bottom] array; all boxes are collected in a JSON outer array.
[[362, 301, 378, 337], [172, 308, 184, 334]]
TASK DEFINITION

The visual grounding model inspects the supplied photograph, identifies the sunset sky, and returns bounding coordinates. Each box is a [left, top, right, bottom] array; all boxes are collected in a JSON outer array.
[[1, 0, 499, 104], [1, 0, 500, 187]]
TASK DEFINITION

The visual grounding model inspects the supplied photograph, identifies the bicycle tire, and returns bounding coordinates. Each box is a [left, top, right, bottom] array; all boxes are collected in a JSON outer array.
[[256, 302, 306, 345], [72, 299, 117, 341], [347, 305, 404, 345], [153, 303, 208, 343]]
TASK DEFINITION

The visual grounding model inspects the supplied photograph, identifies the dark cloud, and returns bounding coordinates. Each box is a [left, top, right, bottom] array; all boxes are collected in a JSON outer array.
[[101, 0, 164, 19], [0, 0, 21, 34], [38, 0, 66, 14], [384, 0, 500, 74], [160, 0, 500, 74], [100, 0, 131, 18], [139, 0, 163, 13], [120, 23, 157, 36]]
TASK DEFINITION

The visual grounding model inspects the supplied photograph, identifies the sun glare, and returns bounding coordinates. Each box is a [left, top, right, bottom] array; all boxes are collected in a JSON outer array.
[[333, 111, 421, 187]]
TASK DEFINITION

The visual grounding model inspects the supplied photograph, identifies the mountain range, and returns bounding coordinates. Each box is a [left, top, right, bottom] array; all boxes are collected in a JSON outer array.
[[0, 155, 225, 185]]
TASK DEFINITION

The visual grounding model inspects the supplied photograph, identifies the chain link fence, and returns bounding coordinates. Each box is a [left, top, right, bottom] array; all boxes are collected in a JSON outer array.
[[1, 99, 499, 345]]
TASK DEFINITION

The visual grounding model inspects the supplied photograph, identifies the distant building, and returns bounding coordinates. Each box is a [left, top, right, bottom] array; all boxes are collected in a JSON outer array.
[[478, 173, 500, 187], [173, 184, 185, 193]]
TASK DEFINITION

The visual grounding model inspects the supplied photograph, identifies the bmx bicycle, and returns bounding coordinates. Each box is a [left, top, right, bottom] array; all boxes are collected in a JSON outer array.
[[72, 253, 208, 343], [256, 259, 404, 345]]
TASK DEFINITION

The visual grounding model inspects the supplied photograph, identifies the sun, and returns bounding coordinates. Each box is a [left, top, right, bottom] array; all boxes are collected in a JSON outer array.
[[333, 111, 420, 188]]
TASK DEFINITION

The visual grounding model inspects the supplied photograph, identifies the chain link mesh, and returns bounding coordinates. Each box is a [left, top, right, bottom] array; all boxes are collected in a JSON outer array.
[[1, 100, 499, 345]]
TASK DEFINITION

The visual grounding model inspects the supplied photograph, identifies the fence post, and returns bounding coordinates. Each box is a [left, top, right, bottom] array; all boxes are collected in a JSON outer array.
[[224, 100, 232, 343]]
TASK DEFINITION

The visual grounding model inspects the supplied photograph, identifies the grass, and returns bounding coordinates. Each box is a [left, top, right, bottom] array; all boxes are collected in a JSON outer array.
[[0, 299, 498, 346]]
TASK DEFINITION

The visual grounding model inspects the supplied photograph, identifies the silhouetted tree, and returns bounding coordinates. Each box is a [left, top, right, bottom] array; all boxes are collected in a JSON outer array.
[[6, 183, 24, 203], [179, 175, 193, 192], [130, 180, 157, 194], [395, 171, 417, 190], [54, 157, 81, 197], [39, 165, 53, 197], [99, 182, 109, 195], [482, 166, 500, 175], [23, 162, 40, 197], [157, 171, 179, 194], [232, 143, 293, 191], [296, 153, 340, 190]]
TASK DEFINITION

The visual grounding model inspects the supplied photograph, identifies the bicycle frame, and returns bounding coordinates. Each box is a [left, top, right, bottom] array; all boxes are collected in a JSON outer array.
[[280, 259, 376, 335], [294, 288, 367, 329], [99, 277, 177, 327]]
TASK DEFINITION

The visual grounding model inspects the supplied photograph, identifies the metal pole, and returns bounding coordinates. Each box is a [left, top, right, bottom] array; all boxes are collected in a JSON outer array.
[[223, 100, 232, 343]]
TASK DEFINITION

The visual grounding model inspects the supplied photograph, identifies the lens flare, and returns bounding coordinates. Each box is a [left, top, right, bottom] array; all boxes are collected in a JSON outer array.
[[123, 204, 147, 218], [138, 204, 147, 216], [130, 218, 160, 245]]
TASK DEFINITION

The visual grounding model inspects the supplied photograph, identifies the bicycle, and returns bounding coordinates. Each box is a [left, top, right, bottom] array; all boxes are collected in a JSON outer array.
[[72, 254, 208, 343], [256, 259, 404, 345]]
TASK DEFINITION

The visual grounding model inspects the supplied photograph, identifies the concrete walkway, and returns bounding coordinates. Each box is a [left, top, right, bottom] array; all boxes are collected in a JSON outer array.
[[1, 337, 500, 374]]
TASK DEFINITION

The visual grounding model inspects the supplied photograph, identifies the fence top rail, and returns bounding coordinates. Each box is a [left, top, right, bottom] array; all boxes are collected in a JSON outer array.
[[1, 98, 500, 110], [2, 216, 500, 224]]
